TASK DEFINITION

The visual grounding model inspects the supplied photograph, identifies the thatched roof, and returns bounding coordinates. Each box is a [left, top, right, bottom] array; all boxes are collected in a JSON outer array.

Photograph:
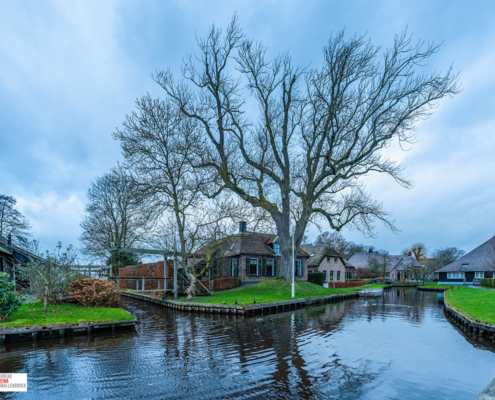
[[436, 235, 495, 273], [196, 233, 310, 258], [347, 251, 421, 272], [300, 245, 343, 267]]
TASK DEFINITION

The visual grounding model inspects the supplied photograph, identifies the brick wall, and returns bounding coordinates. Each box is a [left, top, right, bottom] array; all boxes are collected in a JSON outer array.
[[119, 261, 174, 290], [308, 257, 346, 283], [331, 280, 365, 288], [196, 277, 241, 294]]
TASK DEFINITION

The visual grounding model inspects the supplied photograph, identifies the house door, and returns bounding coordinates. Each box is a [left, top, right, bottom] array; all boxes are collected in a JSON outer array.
[[397, 272, 401, 280]]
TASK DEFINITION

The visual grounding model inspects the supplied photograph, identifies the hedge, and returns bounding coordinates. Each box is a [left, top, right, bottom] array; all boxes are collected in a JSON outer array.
[[481, 278, 495, 288], [308, 272, 326, 286]]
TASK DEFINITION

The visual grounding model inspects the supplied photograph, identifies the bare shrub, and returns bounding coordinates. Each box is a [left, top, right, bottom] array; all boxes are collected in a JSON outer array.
[[69, 278, 120, 308]]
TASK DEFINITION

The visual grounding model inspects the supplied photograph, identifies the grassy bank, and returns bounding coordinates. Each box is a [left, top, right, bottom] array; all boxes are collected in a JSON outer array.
[[180, 280, 386, 305], [0, 302, 135, 329], [446, 287, 495, 325]]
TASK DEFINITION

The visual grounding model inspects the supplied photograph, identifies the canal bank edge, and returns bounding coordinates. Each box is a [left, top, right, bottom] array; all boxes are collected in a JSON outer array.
[[120, 290, 360, 316], [0, 319, 138, 344], [443, 290, 495, 339]]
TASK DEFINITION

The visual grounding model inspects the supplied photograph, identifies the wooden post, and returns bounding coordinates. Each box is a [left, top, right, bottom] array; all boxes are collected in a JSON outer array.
[[173, 251, 178, 300], [142, 277, 145, 291], [164, 255, 168, 293], [136, 280, 139, 291], [117, 277, 120, 288], [158, 280, 160, 290]]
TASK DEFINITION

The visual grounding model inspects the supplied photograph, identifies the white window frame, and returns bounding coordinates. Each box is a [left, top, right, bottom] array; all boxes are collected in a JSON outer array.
[[265, 259, 275, 276], [273, 243, 280, 254], [337, 270, 341, 281], [475, 272, 484, 279], [248, 259, 258, 276], [330, 270, 334, 281], [447, 272, 465, 279]]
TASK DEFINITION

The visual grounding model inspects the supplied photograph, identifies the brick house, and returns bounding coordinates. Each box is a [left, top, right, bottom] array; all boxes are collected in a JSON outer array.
[[194, 223, 310, 285], [300, 245, 346, 284]]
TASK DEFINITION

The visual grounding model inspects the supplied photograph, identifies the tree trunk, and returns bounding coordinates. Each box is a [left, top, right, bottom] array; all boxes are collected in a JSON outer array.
[[43, 295, 48, 312], [185, 269, 196, 300]]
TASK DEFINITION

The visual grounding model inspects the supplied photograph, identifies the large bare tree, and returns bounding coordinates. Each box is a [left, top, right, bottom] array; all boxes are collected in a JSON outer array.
[[0, 194, 32, 248], [114, 96, 269, 299], [79, 169, 159, 272], [155, 17, 460, 280]]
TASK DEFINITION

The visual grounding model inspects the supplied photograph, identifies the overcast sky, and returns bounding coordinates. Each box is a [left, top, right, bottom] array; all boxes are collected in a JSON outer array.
[[1, 0, 495, 257]]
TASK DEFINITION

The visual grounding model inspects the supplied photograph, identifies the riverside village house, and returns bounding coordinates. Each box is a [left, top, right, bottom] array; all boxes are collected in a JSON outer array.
[[347, 249, 422, 280], [194, 222, 310, 285], [436, 235, 495, 285], [300, 245, 348, 286], [0, 234, 35, 282]]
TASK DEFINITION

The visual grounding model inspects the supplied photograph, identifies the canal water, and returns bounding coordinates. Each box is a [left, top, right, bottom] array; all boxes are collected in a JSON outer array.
[[1, 288, 495, 399]]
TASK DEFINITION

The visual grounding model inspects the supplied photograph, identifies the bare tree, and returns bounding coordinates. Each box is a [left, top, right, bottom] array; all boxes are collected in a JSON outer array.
[[79, 169, 159, 272], [313, 231, 369, 259], [114, 96, 270, 299], [18, 241, 77, 312], [368, 252, 389, 279], [0, 195, 32, 248], [156, 17, 460, 280], [403, 242, 428, 263]]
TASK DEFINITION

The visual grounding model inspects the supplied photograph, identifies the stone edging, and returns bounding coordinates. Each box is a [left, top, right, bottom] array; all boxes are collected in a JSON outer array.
[[444, 290, 495, 338], [120, 291, 358, 316]]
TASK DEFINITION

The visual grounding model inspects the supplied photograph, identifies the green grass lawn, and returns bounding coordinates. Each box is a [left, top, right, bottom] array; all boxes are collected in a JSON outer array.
[[446, 287, 495, 325], [179, 280, 386, 305], [0, 302, 135, 329]]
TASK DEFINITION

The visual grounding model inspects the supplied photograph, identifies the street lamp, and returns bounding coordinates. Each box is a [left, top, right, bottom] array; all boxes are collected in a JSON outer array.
[[292, 230, 295, 299]]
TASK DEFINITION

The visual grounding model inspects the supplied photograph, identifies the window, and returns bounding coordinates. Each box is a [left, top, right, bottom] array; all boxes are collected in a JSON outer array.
[[201, 268, 210, 279], [334, 257, 338, 263], [323, 270, 327, 279], [231, 259, 238, 277], [327, 256, 330, 262], [330, 270, 334, 281], [265, 259, 274, 276], [337, 271, 341, 281], [475, 272, 484, 279], [447, 272, 465, 279], [295, 260, 304, 276], [273, 243, 280, 253], [460, 264, 468, 271], [248, 259, 258, 276]]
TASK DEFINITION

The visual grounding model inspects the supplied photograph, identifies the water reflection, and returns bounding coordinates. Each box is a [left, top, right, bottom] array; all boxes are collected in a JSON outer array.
[[1, 288, 495, 399]]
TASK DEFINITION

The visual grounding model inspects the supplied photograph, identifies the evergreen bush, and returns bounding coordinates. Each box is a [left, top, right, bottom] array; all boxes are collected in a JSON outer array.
[[308, 272, 326, 286], [481, 278, 495, 288], [0, 272, 25, 321]]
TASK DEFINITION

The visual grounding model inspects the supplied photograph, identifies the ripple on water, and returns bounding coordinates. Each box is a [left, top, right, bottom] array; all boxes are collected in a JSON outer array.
[[1, 289, 495, 400]]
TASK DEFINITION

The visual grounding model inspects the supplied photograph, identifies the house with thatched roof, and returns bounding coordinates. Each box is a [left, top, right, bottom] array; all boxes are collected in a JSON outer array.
[[300, 245, 347, 284], [0, 234, 37, 282], [347, 250, 422, 280], [193, 222, 310, 285], [436, 236, 495, 284]]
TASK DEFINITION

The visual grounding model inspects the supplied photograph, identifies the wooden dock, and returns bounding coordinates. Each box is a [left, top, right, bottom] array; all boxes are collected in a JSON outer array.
[[120, 291, 359, 316], [0, 319, 138, 344]]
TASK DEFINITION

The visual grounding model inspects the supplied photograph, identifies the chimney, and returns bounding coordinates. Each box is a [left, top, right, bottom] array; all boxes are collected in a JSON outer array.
[[239, 221, 247, 234], [368, 247, 373, 253], [408, 251, 412, 257], [7, 234, 12, 246]]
